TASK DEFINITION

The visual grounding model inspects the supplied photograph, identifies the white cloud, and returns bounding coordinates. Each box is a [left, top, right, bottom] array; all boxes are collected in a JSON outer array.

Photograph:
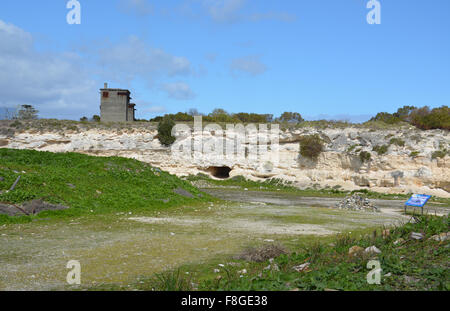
[[118, 0, 153, 17], [0, 20, 98, 119], [199, 0, 296, 24], [203, 0, 246, 23], [160, 82, 196, 100], [97, 36, 192, 84], [230, 55, 267, 76]]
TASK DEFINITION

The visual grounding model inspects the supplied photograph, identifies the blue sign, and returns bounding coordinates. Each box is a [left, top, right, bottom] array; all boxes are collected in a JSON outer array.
[[405, 194, 431, 207]]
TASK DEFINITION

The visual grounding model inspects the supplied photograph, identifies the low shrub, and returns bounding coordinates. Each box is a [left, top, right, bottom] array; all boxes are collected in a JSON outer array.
[[431, 150, 447, 160], [389, 138, 405, 147], [359, 151, 371, 163], [234, 244, 287, 262], [157, 116, 176, 146], [299, 134, 324, 160], [410, 151, 420, 158], [373, 145, 388, 155]]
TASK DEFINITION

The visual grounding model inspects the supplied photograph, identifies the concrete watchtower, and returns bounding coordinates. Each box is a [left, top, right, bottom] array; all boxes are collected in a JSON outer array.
[[100, 83, 135, 122]]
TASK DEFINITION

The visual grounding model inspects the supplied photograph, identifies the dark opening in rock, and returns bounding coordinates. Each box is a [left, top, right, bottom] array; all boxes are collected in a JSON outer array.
[[207, 166, 232, 179]]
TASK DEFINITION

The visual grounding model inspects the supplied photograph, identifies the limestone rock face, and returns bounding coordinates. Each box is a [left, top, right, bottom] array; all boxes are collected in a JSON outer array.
[[1, 124, 449, 197]]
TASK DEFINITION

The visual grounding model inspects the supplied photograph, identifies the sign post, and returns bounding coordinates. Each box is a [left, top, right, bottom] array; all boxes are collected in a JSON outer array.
[[404, 194, 432, 215]]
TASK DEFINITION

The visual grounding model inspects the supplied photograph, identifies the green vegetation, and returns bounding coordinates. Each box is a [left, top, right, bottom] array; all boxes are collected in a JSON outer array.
[[150, 108, 274, 124], [373, 145, 389, 155], [17, 105, 39, 120], [89, 215, 450, 291], [0, 149, 208, 224], [157, 116, 176, 146], [186, 173, 450, 204], [370, 105, 449, 131], [431, 150, 448, 160], [359, 151, 371, 163], [389, 138, 405, 147], [410, 151, 420, 158], [347, 144, 358, 153], [299, 134, 324, 160]]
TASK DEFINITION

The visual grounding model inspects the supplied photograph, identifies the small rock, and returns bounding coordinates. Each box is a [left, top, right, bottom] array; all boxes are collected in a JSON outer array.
[[382, 229, 390, 238], [67, 183, 76, 189], [213, 269, 220, 273], [348, 245, 364, 257], [364, 246, 381, 255], [173, 187, 195, 198], [0, 176, 4, 182], [384, 273, 392, 277], [293, 262, 310, 273], [393, 238, 405, 245], [238, 269, 247, 275], [403, 275, 419, 284], [429, 232, 450, 242], [410, 232, 424, 240]]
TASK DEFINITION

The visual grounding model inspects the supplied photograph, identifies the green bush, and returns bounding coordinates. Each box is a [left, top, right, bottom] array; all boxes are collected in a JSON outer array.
[[359, 151, 371, 163], [373, 145, 388, 155], [410, 151, 420, 158], [369, 112, 401, 124], [367, 105, 449, 130], [347, 144, 358, 153], [389, 138, 405, 147], [410, 106, 450, 130], [299, 135, 324, 160], [431, 150, 447, 160], [157, 117, 176, 146]]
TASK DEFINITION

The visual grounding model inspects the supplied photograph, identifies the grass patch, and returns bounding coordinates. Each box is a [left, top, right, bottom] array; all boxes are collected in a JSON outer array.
[[86, 215, 449, 291], [373, 145, 389, 155], [0, 148, 210, 224]]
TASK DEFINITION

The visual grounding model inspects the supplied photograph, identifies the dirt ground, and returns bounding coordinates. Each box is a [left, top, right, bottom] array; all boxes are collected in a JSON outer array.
[[1, 190, 444, 291]]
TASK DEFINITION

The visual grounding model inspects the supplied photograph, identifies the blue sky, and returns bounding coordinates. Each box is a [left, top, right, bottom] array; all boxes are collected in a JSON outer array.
[[0, 0, 449, 122]]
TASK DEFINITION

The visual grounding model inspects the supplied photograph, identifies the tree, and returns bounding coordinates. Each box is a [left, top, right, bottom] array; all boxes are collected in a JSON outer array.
[[92, 115, 101, 122], [395, 105, 417, 122], [187, 108, 202, 116], [157, 116, 176, 146], [80, 116, 88, 122], [279, 112, 304, 123], [17, 105, 38, 120]]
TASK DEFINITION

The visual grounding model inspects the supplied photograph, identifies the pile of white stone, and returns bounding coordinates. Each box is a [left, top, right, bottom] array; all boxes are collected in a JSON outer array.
[[336, 193, 380, 213]]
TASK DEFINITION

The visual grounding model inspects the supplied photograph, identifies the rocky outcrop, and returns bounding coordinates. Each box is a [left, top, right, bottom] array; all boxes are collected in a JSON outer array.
[[1, 123, 449, 197]]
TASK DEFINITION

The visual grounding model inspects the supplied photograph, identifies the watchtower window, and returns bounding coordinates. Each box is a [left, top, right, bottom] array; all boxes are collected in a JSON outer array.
[[102, 92, 109, 98]]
